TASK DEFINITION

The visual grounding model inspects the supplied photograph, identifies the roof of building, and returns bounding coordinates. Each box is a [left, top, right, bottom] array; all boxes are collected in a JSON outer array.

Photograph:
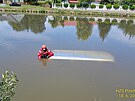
[[68, 0, 78, 3], [64, 21, 77, 26]]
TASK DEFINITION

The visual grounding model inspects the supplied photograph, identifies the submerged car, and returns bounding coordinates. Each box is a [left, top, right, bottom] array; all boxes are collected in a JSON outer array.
[[9, 2, 21, 6]]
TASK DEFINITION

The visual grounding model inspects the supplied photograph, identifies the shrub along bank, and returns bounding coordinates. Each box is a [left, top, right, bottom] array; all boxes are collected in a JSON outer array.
[[0, 5, 135, 18]]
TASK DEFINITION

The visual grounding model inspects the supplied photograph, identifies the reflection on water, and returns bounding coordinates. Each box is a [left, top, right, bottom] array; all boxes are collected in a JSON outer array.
[[0, 14, 135, 101], [76, 18, 93, 40], [118, 20, 135, 38], [98, 19, 112, 41], [0, 14, 46, 34], [0, 14, 135, 40], [39, 59, 50, 66]]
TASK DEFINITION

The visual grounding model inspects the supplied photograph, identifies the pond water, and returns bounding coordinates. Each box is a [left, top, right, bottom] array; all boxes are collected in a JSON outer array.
[[0, 14, 135, 101]]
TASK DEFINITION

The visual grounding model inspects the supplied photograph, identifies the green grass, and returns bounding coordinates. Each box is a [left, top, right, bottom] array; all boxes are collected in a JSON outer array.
[[0, 5, 135, 18], [0, 5, 47, 10]]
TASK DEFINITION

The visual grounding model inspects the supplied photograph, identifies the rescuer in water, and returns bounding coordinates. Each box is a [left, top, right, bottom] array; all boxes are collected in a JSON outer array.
[[38, 45, 54, 59]]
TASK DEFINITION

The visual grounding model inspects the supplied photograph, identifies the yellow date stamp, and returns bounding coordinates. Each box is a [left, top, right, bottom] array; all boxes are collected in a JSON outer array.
[[116, 88, 135, 98], [117, 93, 135, 98]]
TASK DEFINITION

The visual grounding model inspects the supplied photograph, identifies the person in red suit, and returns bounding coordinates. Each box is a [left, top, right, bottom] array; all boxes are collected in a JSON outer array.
[[38, 45, 54, 59]]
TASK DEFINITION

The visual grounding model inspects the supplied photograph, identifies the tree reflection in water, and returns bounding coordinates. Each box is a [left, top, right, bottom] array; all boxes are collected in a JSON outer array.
[[48, 16, 64, 28], [76, 18, 93, 40], [98, 19, 112, 41], [118, 20, 135, 38], [8, 15, 47, 34], [0, 14, 135, 40]]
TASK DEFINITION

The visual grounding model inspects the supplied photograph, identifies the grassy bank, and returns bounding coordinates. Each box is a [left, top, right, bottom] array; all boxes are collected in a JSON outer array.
[[0, 5, 135, 18]]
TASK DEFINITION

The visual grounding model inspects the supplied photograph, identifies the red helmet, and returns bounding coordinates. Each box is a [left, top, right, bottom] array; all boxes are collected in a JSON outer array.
[[42, 45, 46, 49]]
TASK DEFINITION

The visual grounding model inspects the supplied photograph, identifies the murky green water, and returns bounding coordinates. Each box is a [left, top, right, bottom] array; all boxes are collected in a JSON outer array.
[[0, 14, 135, 101]]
